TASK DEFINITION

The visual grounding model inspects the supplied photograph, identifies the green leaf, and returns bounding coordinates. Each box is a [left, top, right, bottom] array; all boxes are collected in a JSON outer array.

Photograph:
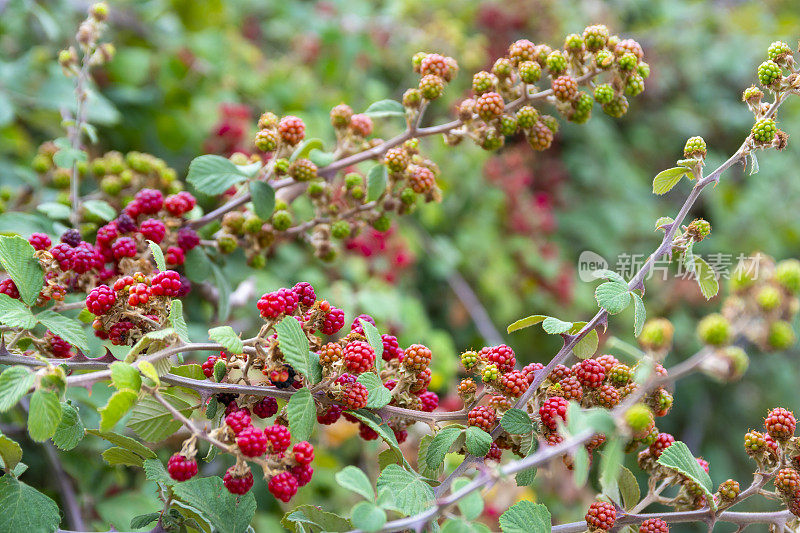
[[148, 240, 166, 271], [0, 294, 37, 329], [686, 256, 719, 300], [350, 502, 386, 532], [515, 467, 537, 487], [142, 458, 173, 485], [350, 410, 410, 469], [572, 446, 590, 486], [335, 466, 375, 501], [566, 404, 616, 436], [657, 441, 713, 495], [366, 165, 387, 202], [168, 300, 189, 342], [619, 466, 640, 511], [184, 248, 213, 283], [102, 446, 145, 467], [542, 317, 573, 334], [652, 167, 687, 195], [0, 235, 44, 306], [426, 425, 463, 469], [290, 138, 325, 162], [36, 202, 71, 221], [138, 361, 160, 387], [507, 314, 546, 334], [99, 388, 138, 431], [364, 99, 405, 118], [52, 137, 87, 169], [453, 477, 484, 520], [590, 269, 626, 284], [130, 512, 161, 529], [52, 403, 84, 451], [499, 501, 551, 533], [281, 505, 352, 533], [595, 281, 632, 314], [275, 316, 312, 382], [465, 426, 492, 456], [632, 293, 646, 337], [27, 389, 62, 442], [127, 392, 192, 443], [111, 361, 142, 392], [573, 329, 599, 360], [249, 181, 275, 220], [0, 476, 60, 532], [0, 434, 22, 471], [208, 326, 243, 355], [186, 155, 249, 196], [501, 408, 533, 435], [376, 464, 434, 516], [359, 319, 384, 373], [86, 429, 157, 459], [357, 373, 391, 409], [417, 434, 443, 479], [599, 437, 625, 504], [82, 199, 116, 221], [0, 366, 35, 412], [654, 217, 674, 231], [36, 309, 89, 352], [173, 476, 257, 533], [309, 149, 336, 166], [286, 388, 315, 442], [210, 263, 231, 321]]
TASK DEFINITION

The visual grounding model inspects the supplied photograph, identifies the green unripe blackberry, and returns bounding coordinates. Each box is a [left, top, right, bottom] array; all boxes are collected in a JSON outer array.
[[742, 85, 763, 103], [0, 187, 11, 203], [350, 186, 364, 200], [757, 60, 782, 88], [419, 74, 445, 100], [160, 167, 177, 185], [564, 33, 584, 52], [533, 44, 553, 65], [639, 317, 674, 351], [540, 115, 559, 134], [624, 74, 645, 97], [372, 215, 391, 232], [723, 346, 749, 378], [717, 479, 740, 501], [288, 158, 318, 182], [222, 211, 245, 234], [411, 52, 426, 72], [119, 169, 133, 185], [243, 215, 264, 234], [56, 192, 71, 206], [518, 61, 541, 83], [331, 220, 351, 239], [344, 172, 362, 189], [480, 129, 504, 151], [90, 158, 108, 177], [697, 313, 732, 346], [593, 84, 614, 104], [637, 62, 651, 79], [271, 210, 292, 231], [651, 388, 673, 416], [460, 350, 479, 369], [472, 71, 497, 95], [404, 138, 419, 153], [582, 24, 609, 51], [32, 154, 51, 173], [730, 266, 755, 292], [767, 320, 796, 350], [595, 49, 614, 69], [686, 218, 711, 241], [545, 50, 567, 74], [625, 404, 654, 434], [617, 52, 638, 71], [100, 175, 122, 195], [756, 285, 782, 311], [570, 93, 593, 123], [403, 88, 422, 108], [476, 92, 505, 121], [767, 41, 792, 62], [775, 259, 800, 293], [247, 253, 266, 269], [751, 118, 777, 144], [384, 147, 410, 173], [527, 121, 554, 151], [602, 95, 629, 117], [516, 106, 539, 129], [217, 234, 238, 254], [255, 129, 279, 152], [400, 188, 417, 205], [330, 103, 353, 128], [492, 58, 513, 78], [274, 158, 290, 175], [307, 181, 325, 197], [52, 168, 71, 188], [498, 115, 518, 136], [608, 363, 632, 386], [684, 136, 707, 158], [482, 363, 500, 382]]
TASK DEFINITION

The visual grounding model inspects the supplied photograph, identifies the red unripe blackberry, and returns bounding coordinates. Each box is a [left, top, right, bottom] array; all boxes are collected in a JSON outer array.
[[201, 355, 219, 378], [236, 425, 268, 457], [384, 147, 410, 173], [765, 407, 796, 440], [70, 243, 98, 274], [341, 381, 369, 410], [112, 237, 137, 260], [475, 92, 505, 121], [50, 243, 74, 270], [585, 501, 616, 531], [176, 227, 200, 251], [108, 320, 135, 345], [402, 344, 433, 373], [317, 404, 342, 425], [488, 395, 512, 411], [419, 74, 445, 100], [558, 376, 583, 401], [134, 189, 164, 214], [292, 441, 314, 465], [381, 334, 403, 361], [615, 38, 644, 59], [639, 518, 669, 533], [649, 432, 675, 458], [164, 191, 196, 216], [350, 313, 376, 335], [28, 232, 52, 251], [486, 442, 503, 461], [349, 114, 373, 137], [86, 285, 116, 315], [552, 75, 578, 102], [330, 103, 353, 128], [95, 224, 118, 249], [0, 278, 20, 299], [468, 405, 497, 432], [549, 364, 572, 382], [393, 427, 408, 444], [344, 340, 376, 374], [139, 219, 166, 243], [594, 354, 619, 374], [257, 288, 299, 319], [167, 454, 198, 482], [508, 39, 536, 63], [540, 396, 569, 430], [419, 391, 439, 412], [47, 332, 72, 358], [409, 166, 435, 194], [263, 423, 291, 454], [546, 432, 564, 446], [522, 362, 544, 384], [150, 270, 182, 297], [420, 53, 450, 79], [596, 384, 620, 408], [318, 342, 343, 366], [586, 433, 607, 451], [499, 370, 529, 398], [775, 468, 800, 495], [223, 468, 254, 495], [278, 116, 305, 145], [479, 344, 516, 373], [321, 306, 345, 335], [225, 409, 252, 435], [253, 397, 278, 418], [291, 282, 316, 308], [359, 423, 379, 440], [410, 367, 432, 393], [575, 359, 606, 388], [127, 282, 151, 306], [528, 121, 554, 151], [291, 464, 314, 487]]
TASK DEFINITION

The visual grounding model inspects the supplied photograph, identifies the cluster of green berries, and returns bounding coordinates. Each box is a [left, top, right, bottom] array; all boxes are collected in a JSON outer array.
[[408, 52, 458, 102]]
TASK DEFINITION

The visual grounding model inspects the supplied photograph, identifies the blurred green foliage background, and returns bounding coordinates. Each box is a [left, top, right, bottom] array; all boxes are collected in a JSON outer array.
[[2, 0, 799, 529]]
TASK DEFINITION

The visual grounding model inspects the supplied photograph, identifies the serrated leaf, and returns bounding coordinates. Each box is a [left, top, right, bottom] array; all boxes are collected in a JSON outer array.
[[309, 149, 336, 166], [210, 263, 231, 321], [99, 388, 138, 431], [275, 316, 312, 382], [168, 300, 189, 342], [111, 361, 142, 392], [357, 373, 391, 409], [208, 326, 243, 355], [452, 477, 484, 521], [657, 441, 713, 494], [417, 434, 443, 479], [127, 393, 193, 443], [0, 235, 44, 306], [465, 426, 492, 456], [652, 167, 686, 195], [360, 319, 384, 373], [0, 294, 37, 329], [350, 501, 386, 532], [572, 446, 590, 486], [0, 477, 61, 532], [632, 293, 646, 337], [36, 309, 89, 351], [350, 410, 411, 470], [376, 464, 434, 516], [619, 466, 640, 511], [0, 434, 22, 471], [366, 165, 387, 202], [281, 505, 352, 533], [573, 329, 599, 360], [500, 408, 533, 435], [27, 389, 62, 442], [249, 181, 275, 220], [130, 512, 161, 529], [86, 429, 157, 459], [83, 199, 116, 221], [102, 446, 144, 467], [138, 361, 160, 387], [591, 269, 626, 284], [0, 366, 35, 412], [173, 476, 257, 533], [290, 138, 324, 162], [186, 155, 249, 196], [142, 458, 173, 485], [335, 466, 374, 501], [507, 314, 546, 333], [37, 202, 71, 221], [52, 403, 84, 451], [655, 216, 674, 231], [542, 317, 573, 334], [599, 438, 624, 504], [364, 99, 405, 118], [685, 256, 719, 300], [148, 240, 166, 271], [499, 501, 550, 533], [426, 425, 463, 470], [595, 281, 632, 314], [286, 388, 315, 442], [184, 248, 213, 283], [515, 467, 537, 487]]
